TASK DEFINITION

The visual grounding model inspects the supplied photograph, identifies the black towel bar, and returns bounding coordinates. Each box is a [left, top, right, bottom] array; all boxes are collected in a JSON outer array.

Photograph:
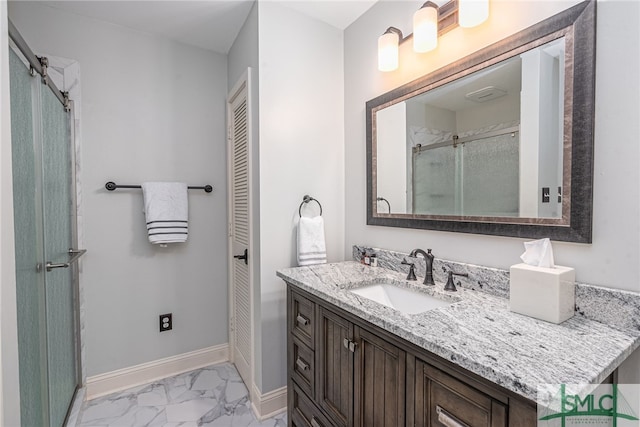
[[105, 181, 213, 193], [299, 195, 322, 217]]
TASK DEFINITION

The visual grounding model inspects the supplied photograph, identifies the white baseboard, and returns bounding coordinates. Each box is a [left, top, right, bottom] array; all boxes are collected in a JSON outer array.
[[86, 344, 229, 400], [250, 383, 287, 420]]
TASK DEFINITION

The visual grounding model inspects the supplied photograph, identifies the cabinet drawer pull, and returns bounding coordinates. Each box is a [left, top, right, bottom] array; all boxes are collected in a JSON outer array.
[[296, 314, 309, 326], [296, 357, 309, 371], [343, 338, 357, 352], [310, 416, 323, 427], [436, 406, 469, 427]]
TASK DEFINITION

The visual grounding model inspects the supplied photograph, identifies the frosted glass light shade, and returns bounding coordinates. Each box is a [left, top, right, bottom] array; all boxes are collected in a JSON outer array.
[[413, 3, 438, 53], [378, 31, 400, 72], [459, 0, 489, 28]]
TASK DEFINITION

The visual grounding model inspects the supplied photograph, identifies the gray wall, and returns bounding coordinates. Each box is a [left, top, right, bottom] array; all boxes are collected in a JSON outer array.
[[228, 2, 346, 395], [258, 1, 344, 393], [228, 2, 259, 89], [344, 0, 639, 380], [9, 2, 230, 376]]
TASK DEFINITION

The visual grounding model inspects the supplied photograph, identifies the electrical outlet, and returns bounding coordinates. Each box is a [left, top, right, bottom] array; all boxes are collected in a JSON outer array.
[[542, 187, 550, 203], [159, 313, 172, 332]]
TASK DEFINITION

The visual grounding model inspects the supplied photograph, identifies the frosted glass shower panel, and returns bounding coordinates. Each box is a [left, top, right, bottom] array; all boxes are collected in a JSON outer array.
[[42, 86, 76, 427], [10, 48, 49, 427], [461, 132, 519, 216], [412, 145, 456, 215], [10, 46, 78, 427]]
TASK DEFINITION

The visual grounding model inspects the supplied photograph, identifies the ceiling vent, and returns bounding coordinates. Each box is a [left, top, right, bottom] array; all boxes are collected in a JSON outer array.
[[465, 86, 507, 103]]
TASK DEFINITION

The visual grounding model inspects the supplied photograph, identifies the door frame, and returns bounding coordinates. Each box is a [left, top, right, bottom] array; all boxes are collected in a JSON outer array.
[[227, 68, 254, 391]]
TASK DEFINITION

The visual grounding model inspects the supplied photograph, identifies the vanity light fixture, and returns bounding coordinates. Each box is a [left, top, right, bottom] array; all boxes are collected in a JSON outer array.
[[378, 27, 403, 72], [413, 2, 439, 53], [459, 0, 489, 28], [378, 0, 489, 72]]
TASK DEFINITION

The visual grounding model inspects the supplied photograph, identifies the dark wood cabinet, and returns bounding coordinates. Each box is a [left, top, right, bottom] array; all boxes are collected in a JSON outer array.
[[287, 285, 538, 427], [291, 383, 336, 427], [315, 305, 405, 427], [414, 359, 506, 427], [353, 326, 405, 427], [290, 290, 315, 350], [316, 306, 353, 427]]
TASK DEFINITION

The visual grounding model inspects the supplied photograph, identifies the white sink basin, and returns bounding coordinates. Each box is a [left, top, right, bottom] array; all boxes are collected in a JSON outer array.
[[350, 283, 452, 315]]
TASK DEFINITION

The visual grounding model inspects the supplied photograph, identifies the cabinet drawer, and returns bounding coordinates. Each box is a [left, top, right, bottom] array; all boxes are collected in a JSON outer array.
[[290, 291, 315, 349], [415, 361, 507, 427], [291, 384, 335, 427], [292, 336, 315, 398]]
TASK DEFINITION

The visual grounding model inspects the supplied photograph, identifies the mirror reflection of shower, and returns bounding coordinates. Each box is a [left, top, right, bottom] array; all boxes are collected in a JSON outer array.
[[412, 129, 520, 217], [377, 197, 391, 213], [374, 37, 565, 219]]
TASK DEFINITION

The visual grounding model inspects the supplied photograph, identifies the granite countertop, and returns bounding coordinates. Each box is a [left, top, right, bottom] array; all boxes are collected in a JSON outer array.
[[276, 261, 640, 405]]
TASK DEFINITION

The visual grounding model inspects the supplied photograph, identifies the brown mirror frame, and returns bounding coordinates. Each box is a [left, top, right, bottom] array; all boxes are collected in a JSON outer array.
[[366, 1, 595, 243]]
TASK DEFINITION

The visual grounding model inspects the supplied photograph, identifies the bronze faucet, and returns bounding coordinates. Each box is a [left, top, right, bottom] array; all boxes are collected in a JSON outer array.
[[409, 248, 435, 286]]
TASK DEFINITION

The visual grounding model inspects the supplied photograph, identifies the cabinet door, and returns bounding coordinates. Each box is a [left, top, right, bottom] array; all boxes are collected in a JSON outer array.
[[316, 306, 353, 427], [414, 360, 507, 427], [353, 327, 405, 427]]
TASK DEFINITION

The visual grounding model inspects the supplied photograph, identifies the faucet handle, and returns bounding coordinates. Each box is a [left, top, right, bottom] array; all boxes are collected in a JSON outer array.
[[444, 271, 469, 292], [401, 258, 417, 281]]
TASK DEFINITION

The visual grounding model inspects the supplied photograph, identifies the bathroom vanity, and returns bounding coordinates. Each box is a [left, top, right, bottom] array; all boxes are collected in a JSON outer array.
[[277, 260, 640, 427]]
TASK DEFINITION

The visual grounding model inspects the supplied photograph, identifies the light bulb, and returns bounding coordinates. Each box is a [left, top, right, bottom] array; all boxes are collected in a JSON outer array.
[[378, 29, 400, 72], [459, 0, 489, 28], [413, 2, 438, 53]]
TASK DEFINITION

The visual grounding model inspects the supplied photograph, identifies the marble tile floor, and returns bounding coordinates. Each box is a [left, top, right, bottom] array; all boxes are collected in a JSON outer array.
[[75, 363, 287, 427]]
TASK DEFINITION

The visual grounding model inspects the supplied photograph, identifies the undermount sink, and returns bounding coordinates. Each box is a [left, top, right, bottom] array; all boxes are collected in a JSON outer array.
[[349, 283, 452, 315]]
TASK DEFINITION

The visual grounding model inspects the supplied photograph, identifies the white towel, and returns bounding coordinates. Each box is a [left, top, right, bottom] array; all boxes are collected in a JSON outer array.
[[141, 182, 188, 244], [297, 216, 327, 266]]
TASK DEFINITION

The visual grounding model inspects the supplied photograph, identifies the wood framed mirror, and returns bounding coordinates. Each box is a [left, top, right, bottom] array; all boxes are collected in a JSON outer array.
[[366, 1, 595, 243]]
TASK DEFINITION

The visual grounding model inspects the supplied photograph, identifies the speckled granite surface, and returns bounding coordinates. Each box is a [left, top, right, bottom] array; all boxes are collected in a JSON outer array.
[[575, 284, 640, 331], [276, 261, 640, 406], [353, 245, 640, 331], [353, 246, 510, 298]]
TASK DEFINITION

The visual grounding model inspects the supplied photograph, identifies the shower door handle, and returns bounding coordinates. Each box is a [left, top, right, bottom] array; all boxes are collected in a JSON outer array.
[[46, 248, 87, 272]]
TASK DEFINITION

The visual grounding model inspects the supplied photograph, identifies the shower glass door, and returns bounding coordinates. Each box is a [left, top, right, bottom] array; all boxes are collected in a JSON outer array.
[[411, 128, 519, 217], [10, 47, 79, 427], [42, 76, 77, 427]]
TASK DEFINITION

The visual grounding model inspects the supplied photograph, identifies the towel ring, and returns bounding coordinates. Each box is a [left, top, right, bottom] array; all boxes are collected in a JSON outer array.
[[299, 195, 322, 217], [377, 197, 391, 213]]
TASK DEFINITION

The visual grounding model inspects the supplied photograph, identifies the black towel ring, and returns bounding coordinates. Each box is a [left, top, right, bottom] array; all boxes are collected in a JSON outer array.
[[299, 195, 322, 217]]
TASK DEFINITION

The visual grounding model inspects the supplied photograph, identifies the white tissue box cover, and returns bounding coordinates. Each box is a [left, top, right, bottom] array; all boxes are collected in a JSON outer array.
[[509, 263, 575, 324]]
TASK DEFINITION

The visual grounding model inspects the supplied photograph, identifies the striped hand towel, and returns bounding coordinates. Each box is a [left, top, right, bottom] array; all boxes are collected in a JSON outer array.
[[297, 216, 327, 266], [141, 182, 188, 244]]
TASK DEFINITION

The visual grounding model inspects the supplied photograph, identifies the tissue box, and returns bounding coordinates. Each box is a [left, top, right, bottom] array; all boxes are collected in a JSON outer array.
[[509, 263, 575, 324]]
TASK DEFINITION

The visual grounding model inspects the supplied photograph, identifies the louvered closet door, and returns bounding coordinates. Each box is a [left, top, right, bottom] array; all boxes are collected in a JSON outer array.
[[229, 76, 252, 387]]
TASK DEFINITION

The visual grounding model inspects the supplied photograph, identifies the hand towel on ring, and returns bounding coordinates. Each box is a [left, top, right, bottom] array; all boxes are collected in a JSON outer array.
[[297, 216, 327, 266]]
